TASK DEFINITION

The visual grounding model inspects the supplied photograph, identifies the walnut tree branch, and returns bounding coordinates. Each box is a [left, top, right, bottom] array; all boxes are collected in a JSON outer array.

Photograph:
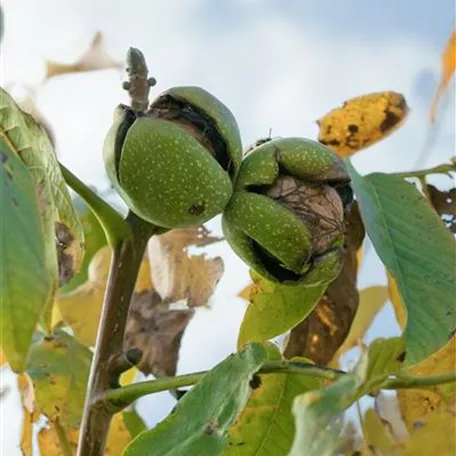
[[76, 48, 158, 456]]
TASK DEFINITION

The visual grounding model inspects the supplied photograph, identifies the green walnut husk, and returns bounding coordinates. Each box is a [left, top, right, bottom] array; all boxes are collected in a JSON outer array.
[[104, 86, 242, 228], [222, 137, 353, 286]]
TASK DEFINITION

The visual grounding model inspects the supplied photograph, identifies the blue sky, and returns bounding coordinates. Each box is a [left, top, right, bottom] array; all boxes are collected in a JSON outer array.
[[0, 1, 454, 454]]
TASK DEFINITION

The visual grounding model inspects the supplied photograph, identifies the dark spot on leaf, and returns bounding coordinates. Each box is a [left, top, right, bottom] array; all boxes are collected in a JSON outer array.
[[413, 421, 425, 430], [396, 351, 406, 362], [380, 109, 401, 133], [11, 198, 18, 206], [0, 150, 7, 163], [55, 222, 75, 287], [188, 202, 206, 216], [348, 124, 359, 133], [320, 138, 340, 146], [249, 374, 262, 389], [204, 419, 218, 435]]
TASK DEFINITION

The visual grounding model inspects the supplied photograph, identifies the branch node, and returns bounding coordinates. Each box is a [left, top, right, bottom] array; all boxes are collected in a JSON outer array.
[[108, 348, 143, 388]]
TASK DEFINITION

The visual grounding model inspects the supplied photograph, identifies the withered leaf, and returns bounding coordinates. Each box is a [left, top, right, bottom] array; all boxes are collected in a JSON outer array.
[[318, 91, 409, 157], [147, 226, 224, 307], [284, 202, 365, 364], [397, 336, 456, 432], [45, 32, 122, 80], [430, 30, 456, 123], [124, 290, 194, 377], [427, 184, 456, 233]]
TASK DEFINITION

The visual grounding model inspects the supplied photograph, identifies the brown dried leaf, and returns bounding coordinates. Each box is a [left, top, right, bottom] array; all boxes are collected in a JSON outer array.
[[124, 290, 194, 377], [397, 336, 456, 432], [45, 32, 122, 80], [58, 246, 152, 346], [284, 202, 365, 364], [427, 184, 456, 233], [430, 30, 456, 123], [318, 91, 409, 157], [148, 226, 224, 307]]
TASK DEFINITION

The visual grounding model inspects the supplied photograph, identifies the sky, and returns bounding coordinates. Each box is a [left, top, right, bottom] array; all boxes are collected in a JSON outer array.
[[0, 0, 455, 454]]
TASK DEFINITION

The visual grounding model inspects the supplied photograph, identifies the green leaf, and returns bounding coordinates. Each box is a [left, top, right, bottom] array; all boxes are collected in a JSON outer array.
[[288, 359, 366, 456], [358, 337, 405, 397], [346, 161, 456, 365], [123, 343, 268, 456], [222, 344, 322, 456], [238, 274, 326, 348], [123, 408, 147, 440], [288, 338, 405, 456], [0, 142, 53, 371], [60, 195, 107, 293], [26, 330, 91, 428], [0, 87, 84, 288]]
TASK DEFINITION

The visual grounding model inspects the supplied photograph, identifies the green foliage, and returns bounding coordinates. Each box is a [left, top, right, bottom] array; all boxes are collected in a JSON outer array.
[[222, 344, 322, 456], [347, 162, 456, 364], [0, 142, 53, 371], [123, 344, 268, 456], [0, 86, 83, 371], [238, 273, 326, 348]]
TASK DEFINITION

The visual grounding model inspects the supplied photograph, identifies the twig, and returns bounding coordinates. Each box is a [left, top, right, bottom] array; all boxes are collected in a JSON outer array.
[[100, 361, 456, 413], [382, 371, 456, 390], [76, 212, 157, 455], [102, 361, 346, 411], [122, 47, 156, 111], [392, 162, 456, 180]]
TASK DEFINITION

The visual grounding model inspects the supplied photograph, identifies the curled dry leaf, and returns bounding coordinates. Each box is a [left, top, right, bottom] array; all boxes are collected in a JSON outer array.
[[430, 30, 456, 123], [426, 184, 456, 233], [124, 290, 194, 377], [18, 373, 39, 456], [397, 335, 456, 432], [58, 245, 152, 346], [284, 202, 365, 364], [45, 31, 122, 80], [147, 226, 224, 307], [318, 91, 409, 157]]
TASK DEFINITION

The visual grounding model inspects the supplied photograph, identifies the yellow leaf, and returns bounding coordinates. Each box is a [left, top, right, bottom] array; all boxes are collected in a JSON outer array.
[[361, 408, 399, 455], [430, 30, 456, 123], [331, 286, 389, 364], [237, 282, 256, 301], [105, 413, 133, 456], [38, 414, 133, 455], [148, 227, 224, 307], [38, 424, 79, 455], [387, 272, 407, 330], [397, 336, 456, 432], [58, 246, 152, 346], [399, 411, 456, 456], [119, 367, 138, 387], [45, 32, 122, 80], [0, 349, 6, 366], [18, 373, 39, 456], [318, 91, 409, 157]]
